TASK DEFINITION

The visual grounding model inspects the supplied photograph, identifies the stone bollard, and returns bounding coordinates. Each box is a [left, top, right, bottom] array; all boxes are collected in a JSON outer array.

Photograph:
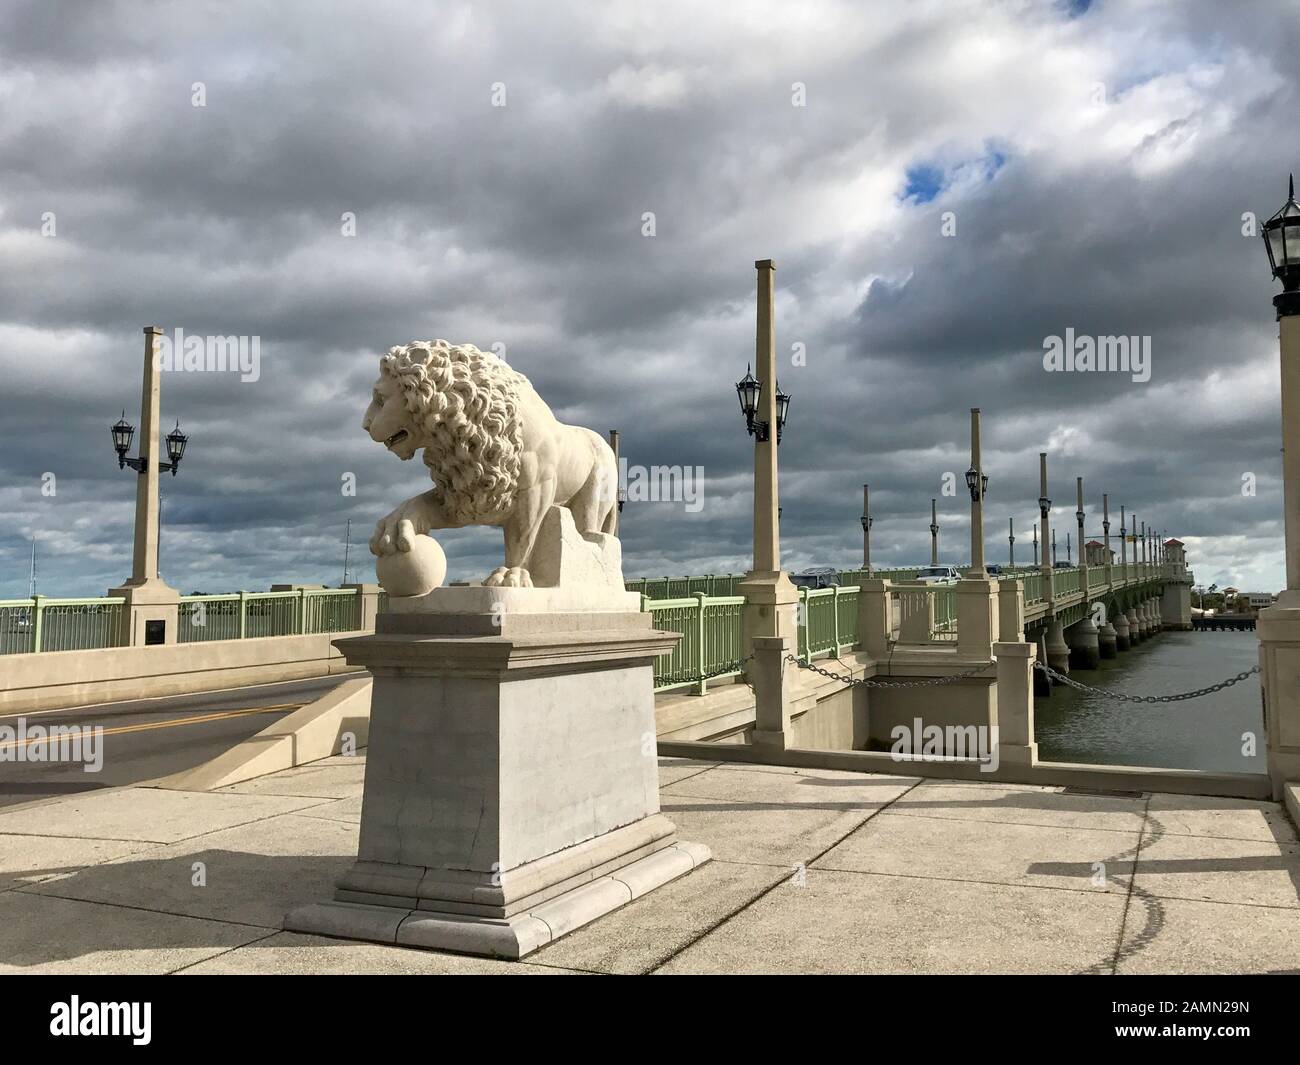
[[857, 578, 892, 660], [994, 641, 1037, 766], [1068, 616, 1101, 669], [1097, 612, 1118, 658], [1045, 619, 1071, 676], [1127, 607, 1143, 643], [1113, 610, 1131, 651]]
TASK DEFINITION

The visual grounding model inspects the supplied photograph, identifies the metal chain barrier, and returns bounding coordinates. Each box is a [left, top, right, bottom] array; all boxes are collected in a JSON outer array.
[[1034, 659, 1259, 703], [788, 654, 992, 689], [696, 654, 754, 683]]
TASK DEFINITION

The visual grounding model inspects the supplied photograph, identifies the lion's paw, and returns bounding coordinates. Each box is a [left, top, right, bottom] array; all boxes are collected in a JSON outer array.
[[484, 566, 533, 588]]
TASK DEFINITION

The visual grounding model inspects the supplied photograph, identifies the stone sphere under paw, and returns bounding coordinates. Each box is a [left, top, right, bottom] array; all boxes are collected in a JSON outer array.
[[375, 535, 447, 597]]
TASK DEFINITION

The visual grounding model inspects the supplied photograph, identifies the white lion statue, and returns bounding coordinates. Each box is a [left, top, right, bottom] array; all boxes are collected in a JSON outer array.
[[364, 340, 619, 588]]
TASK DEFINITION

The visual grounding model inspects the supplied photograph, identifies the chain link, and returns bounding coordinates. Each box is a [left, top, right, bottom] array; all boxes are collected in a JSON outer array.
[[692, 655, 754, 683], [788, 654, 992, 689], [1033, 659, 1259, 703]]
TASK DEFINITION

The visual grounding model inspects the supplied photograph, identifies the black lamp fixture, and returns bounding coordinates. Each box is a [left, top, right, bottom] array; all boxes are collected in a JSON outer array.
[[1038, 494, 1051, 519], [734, 365, 790, 443], [111, 413, 188, 476], [859, 513, 873, 532], [964, 466, 988, 503], [1264, 174, 1300, 316], [617, 488, 627, 514]]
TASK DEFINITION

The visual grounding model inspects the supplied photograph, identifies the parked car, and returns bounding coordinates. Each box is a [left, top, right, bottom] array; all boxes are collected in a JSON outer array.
[[986, 564, 1002, 575], [1052, 561, 1075, 569], [791, 567, 841, 590], [914, 566, 960, 585]]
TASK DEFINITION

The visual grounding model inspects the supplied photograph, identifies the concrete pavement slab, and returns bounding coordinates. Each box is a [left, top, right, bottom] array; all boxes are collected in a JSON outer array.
[[889, 780, 1147, 834], [813, 811, 1139, 894], [0, 787, 333, 844], [1132, 828, 1300, 909], [179, 930, 570, 974], [1114, 896, 1300, 974], [22, 812, 359, 928], [218, 760, 366, 799], [654, 868, 1127, 974], [0, 890, 270, 974], [526, 858, 788, 974], [1145, 792, 1298, 844], [0, 833, 153, 891]]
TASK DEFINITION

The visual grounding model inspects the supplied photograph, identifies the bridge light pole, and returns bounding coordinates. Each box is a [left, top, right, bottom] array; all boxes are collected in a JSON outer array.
[[107, 327, 187, 646], [1119, 506, 1127, 575], [1052, 529, 1057, 566], [929, 498, 939, 566], [1032, 523, 1038, 567], [860, 484, 872, 573], [736, 260, 798, 696], [1038, 453, 1051, 579], [1102, 494, 1112, 575], [1075, 477, 1086, 580], [964, 407, 987, 577], [1008, 517, 1015, 568]]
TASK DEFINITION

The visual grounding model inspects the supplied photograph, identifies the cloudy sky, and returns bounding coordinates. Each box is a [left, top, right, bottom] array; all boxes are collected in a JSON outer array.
[[0, 0, 1295, 598]]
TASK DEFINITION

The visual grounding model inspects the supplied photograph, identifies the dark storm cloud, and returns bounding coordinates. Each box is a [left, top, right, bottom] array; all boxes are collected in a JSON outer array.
[[0, 0, 1295, 598]]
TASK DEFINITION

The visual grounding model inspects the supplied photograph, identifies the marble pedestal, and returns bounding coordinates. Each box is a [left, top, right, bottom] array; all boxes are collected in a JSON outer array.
[[285, 587, 709, 959]]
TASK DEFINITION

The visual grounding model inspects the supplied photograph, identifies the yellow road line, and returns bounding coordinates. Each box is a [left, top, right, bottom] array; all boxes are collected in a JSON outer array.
[[0, 703, 300, 750]]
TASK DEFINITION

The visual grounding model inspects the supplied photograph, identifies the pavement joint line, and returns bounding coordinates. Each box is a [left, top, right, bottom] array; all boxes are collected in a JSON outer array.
[[876, 809, 1148, 836], [645, 776, 929, 974], [6, 884, 284, 933], [165, 928, 284, 975], [802, 863, 1137, 898], [657, 764, 724, 789], [1104, 796, 1153, 974]]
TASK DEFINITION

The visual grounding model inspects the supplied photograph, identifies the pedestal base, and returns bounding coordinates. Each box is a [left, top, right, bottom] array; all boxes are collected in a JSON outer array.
[[285, 596, 710, 959], [289, 836, 709, 959]]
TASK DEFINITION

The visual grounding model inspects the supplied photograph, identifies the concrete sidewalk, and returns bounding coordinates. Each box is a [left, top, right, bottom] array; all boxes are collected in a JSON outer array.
[[1, 755, 1297, 974]]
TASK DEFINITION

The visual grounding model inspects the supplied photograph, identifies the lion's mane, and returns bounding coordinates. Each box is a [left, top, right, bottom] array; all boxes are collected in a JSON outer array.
[[379, 340, 529, 526]]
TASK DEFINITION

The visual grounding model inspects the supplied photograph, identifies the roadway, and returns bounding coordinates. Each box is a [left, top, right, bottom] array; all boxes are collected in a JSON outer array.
[[0, 674, 353, 808]]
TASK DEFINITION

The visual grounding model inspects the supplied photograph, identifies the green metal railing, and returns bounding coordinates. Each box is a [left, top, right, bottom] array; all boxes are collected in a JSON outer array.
[[0, 597, 127, 654], [178, 588, 361, 642], [643, 593, 746, 693], [797, 586, 860, 659], [2, 588, 366, 655]]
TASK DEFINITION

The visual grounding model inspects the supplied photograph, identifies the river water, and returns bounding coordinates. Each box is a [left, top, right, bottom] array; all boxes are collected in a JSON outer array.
[[1034, 630, 1265, 774]]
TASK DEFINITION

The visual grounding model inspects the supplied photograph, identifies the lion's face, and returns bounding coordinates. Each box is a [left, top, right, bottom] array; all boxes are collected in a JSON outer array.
[[362, 371, 426, 461]]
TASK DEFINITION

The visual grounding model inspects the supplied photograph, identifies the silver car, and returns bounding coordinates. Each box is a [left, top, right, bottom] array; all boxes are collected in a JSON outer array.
[[914, 566, 960, 585]]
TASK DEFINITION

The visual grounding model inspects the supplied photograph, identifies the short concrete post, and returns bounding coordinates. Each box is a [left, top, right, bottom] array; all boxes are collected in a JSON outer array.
[[751, 634, 794, 752], [31, 594, 45, 653], [997, 579, 1024, 643], [342, 582, 382, 633], [857, 578, 892, 659], [994, 641, 1037, 766], [694, 592, 708, 694]]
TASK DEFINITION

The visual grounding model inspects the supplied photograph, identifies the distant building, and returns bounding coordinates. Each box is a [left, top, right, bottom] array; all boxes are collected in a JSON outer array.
[[1164, 538, 1187, 565], [1234, 591, 1276, 615], [1084, 540, 1114, 566]]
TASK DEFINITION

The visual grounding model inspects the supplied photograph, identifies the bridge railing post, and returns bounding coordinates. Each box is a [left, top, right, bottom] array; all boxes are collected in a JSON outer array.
[[857, 578, 892, 659], [994, 640, 1037, 766], [997, 579, 1024, 643], [751, 634, 794, 752]]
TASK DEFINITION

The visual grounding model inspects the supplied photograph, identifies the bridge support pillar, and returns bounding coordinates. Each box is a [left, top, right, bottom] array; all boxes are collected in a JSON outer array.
[[1161, 579, 1193, 630], [1146, 598, 1161, 634], [1067, 616, 1101, 670], [1044, 620, 1070, 676], [1112, 610, 1130, 651], [1126, 607, 1143, 643], [1097, 614, 1118, 658], [994, 640, 1037, 766]]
